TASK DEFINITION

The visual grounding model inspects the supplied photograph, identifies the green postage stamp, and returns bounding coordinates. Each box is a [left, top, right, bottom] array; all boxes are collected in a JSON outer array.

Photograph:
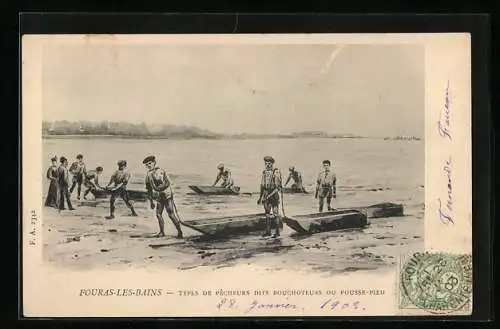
[[399, 252, 472, 314]]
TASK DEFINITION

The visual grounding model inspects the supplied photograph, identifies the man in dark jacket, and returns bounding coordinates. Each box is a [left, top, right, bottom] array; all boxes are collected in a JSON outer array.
[[57, 156, 75, 211]]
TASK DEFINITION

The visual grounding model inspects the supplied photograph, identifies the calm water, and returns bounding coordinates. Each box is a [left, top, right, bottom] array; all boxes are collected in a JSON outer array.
[[42, 138, 424, 220]]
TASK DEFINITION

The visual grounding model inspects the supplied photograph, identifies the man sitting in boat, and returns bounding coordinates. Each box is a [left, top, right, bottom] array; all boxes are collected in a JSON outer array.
[[257, 156, 283, 238], [143, 155, 184, 239], [315, 160, 337, 212], [284, 166, 305, 192], [213, 163, 236, 189], [83, 166, 104, 200]]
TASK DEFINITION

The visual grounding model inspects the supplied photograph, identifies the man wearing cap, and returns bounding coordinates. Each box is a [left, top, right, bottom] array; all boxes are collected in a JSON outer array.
[[213, 163, 234, 189], [83, 166, 104, 200], [284, 166, 305, 192], [69, 154, 87, 200], [143, 155, 183, 238], [257, 156, 283, 238], [315, 160, 337, 212], [45, 156, 59, 207], [56, 156, 75, 211], [104, 160, 138, 219]]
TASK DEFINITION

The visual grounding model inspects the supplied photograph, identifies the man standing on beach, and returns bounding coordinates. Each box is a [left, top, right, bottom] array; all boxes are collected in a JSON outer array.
[[69, 154, 86, 200], [257, 156, 283, 238], [284, 166, 305, 192], [57, 156, 75, 211], [315, 160, 337, 212], [104, 160, 138, 219], [143, 155, 183, 238], [83, 166, 104, 199]]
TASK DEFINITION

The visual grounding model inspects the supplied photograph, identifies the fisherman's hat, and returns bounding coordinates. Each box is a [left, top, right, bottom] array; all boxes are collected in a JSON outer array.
[[263, 156, 275, 163], [142, 155, 156, 164]]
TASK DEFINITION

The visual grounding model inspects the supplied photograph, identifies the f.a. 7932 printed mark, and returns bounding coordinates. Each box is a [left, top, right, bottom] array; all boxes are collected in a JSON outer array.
[[28, 210, 38, 246]]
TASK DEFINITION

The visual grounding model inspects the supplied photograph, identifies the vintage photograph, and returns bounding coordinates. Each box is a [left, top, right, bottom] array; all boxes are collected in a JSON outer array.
[[23, 34, 472, 317], [41, 41, 424, 272]]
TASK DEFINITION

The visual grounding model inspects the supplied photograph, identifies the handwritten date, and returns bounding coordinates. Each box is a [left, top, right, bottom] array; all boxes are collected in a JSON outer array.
[[216, 298, 364, 313]]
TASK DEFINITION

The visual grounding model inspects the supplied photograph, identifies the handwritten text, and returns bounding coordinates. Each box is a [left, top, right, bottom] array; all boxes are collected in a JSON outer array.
[[438, 157, 454, 225], [215, 297, 365, 314], [437, 80, 452, 140]]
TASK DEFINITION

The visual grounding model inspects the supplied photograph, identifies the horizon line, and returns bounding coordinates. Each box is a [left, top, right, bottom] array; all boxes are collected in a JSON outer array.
[[42, 120, 423, 139]]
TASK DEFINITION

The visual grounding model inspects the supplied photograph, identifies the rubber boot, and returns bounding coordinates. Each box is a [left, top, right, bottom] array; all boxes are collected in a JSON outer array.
[[130, 206, 138, 216], [272, 216, 281, 238], [176, 227, 183, 239], [106, 205, 115, 219], [262, 216, 271, 237], [67, 194, 75, 210], [175, 223, 183, 238]]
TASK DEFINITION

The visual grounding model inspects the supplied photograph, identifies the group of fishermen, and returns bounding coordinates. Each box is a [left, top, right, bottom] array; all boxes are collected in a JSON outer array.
[[45, 154, 337, 239]]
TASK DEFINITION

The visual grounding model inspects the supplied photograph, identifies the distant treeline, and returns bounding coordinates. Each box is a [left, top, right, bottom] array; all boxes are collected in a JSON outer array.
[[42, 121, 421, 140], [43, 120, 221, 139]]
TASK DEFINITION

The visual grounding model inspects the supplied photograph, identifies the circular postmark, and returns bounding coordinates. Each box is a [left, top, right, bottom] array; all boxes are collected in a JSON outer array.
[[401, 252, 472, 314]]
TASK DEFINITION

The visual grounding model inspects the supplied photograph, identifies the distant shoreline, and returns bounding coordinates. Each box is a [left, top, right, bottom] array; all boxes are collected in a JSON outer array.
[[42, 121, 422, 141], [42, 134, 422, 141]]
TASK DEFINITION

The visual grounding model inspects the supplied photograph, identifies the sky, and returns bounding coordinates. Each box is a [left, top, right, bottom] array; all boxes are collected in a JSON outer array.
[[42, 42, 424, 137]]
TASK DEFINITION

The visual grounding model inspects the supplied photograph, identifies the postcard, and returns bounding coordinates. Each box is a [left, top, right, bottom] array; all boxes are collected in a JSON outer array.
[[22, 33, 472, 317]]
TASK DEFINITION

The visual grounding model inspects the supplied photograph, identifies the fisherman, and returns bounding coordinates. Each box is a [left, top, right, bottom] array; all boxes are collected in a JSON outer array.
[[315, 160, 337, 212], [257, 156, 283, 238], [56, 156, 75, 211], [69, 154, 87, 200], [44, 156, 59, 207], [143, 155, 183, 238], [104, 160, 138, 219], [213, 163, 234, 188], [284, 166, 304, 192], [83, 166, 104, 200]]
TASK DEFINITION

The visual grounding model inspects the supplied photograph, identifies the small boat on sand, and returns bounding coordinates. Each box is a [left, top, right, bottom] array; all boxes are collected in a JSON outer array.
[[92, 189, 149, 201], [179, 202, 404, 237], [284, 202, 405, 235], [188, 185, 241, 195], [188, 185, 308, 195], [180, 213, 282, 237], [282, 187, 309, 194], [345, 202, 404, 219], [283, 209, 367, 234]]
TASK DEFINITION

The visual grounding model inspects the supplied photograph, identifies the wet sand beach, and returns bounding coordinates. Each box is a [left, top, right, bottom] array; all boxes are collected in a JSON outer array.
[[42, 138, 424, 275]]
